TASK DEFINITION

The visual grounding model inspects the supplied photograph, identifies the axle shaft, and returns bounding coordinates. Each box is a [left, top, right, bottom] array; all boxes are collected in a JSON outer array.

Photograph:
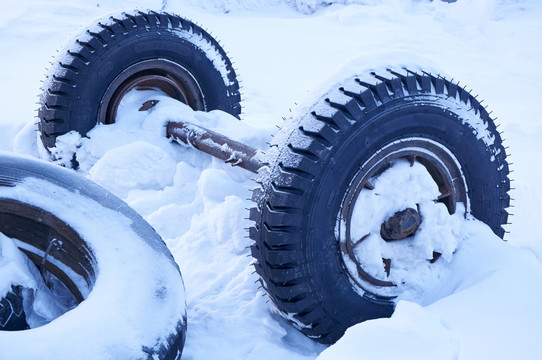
[[166, 121, 262, 174]]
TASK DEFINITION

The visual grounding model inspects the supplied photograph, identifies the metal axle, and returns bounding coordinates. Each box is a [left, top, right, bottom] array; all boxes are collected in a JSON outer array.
[[139, 98, 263, 173], [166, 121, 263, 174]]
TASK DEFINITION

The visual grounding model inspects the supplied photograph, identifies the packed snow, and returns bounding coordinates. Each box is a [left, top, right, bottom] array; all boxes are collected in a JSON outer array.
[[1, 0, 542, 359]]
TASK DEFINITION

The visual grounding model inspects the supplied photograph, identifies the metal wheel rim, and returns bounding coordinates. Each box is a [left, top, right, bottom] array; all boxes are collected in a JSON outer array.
[[0, 199, 96, 305], [98, 59, 205, 124], [338, 137, 468, 299]]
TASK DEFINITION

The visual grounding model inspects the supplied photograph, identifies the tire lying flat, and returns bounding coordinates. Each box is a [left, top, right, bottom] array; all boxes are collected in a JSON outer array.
[[38, 10, 241, 151], [0, 152, 186, 359], [250, 70, 510, 344]]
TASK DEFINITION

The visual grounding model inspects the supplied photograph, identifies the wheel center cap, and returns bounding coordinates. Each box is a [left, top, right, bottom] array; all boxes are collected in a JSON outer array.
[[380, 207, 421, 241]]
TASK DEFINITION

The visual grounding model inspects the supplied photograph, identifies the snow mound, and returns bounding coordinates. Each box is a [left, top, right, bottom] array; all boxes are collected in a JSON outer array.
[[318, 301, 459, 360]]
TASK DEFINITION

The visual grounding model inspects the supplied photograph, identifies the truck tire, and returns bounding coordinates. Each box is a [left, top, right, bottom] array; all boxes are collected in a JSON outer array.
[[250, 70, 510, 344], [0, 152, 186, 359], [38, 10, 241, 150]]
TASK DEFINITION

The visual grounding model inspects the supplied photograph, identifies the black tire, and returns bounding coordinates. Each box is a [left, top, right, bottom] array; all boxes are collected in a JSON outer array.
[[38, 10, 241, 150], [0, 286, 28, 331], [250, 69, 510, 344], [0, 152, 186, 359]]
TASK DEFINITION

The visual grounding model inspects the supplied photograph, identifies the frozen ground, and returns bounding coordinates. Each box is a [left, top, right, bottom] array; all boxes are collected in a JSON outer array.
[[1, 0, 542, 359]]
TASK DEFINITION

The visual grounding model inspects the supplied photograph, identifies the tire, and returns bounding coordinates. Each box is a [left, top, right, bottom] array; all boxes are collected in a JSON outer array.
[[0, 286, 28, 331], [250, 69, 510, 344], [0, 152, 186, 359], [38, 10, 241, 150]]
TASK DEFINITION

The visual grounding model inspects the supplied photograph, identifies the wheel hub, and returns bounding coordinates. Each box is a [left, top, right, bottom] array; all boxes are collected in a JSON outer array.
[[380, 207, 421, 241]]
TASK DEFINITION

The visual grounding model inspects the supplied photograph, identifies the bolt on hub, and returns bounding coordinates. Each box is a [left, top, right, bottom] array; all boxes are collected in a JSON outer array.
[[380, 208, 421, 241]]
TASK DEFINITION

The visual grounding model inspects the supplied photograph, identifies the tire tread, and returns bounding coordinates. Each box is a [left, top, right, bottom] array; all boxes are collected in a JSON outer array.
[[250, 69, 510, 344], [38, 10, 241, 151]]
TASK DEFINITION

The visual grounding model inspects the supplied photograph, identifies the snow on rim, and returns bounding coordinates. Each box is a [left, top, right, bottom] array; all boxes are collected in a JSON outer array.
[[341, 159, 467, 301]]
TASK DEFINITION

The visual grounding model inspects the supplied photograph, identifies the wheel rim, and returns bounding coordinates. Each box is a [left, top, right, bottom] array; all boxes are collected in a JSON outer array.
[[338, 137, 468, 299], [0, 199, 96, 305], [98, 59, 205, 124]]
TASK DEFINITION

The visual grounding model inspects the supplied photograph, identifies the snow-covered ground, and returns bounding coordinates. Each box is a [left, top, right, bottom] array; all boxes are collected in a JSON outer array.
[[1, 0, 542, 359]]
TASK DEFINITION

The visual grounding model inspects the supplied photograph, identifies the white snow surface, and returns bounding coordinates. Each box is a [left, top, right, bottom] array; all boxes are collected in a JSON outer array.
[[1, 0, 542, 359]]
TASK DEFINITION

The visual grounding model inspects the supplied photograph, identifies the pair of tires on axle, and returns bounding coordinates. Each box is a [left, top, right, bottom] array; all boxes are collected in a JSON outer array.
[[0, 10, 509, 359]]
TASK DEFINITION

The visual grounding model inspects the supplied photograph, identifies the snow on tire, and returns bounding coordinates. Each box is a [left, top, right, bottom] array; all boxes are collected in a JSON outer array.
[[38, 10, 241, 151], [250, 69, 510, 344], [0, 152, 186, 359]]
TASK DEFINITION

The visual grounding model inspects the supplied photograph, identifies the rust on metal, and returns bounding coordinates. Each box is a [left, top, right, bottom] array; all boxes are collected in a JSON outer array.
[[383, 258, 391, 277], [139, 99, 160, 111], [430, 251, 442, 263], [380, 207, 421, 241], [41, 238, 63, 265], [166, 121, 263, 174], [99, 59, 205, 124]]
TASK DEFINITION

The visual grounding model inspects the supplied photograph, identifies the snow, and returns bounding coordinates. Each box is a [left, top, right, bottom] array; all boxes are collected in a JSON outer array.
[[0, 234, 38, 298], [317, 301, 461, 360], [322, 222, 542, 360], [1, 0, 542, 359], [89, 141, 178, 198]]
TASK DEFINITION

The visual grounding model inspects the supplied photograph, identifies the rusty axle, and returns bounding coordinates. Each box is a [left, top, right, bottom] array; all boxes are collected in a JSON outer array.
[[166, 121, 263, 174]]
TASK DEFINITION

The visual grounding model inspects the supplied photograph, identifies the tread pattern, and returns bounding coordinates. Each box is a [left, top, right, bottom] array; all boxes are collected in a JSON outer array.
[[38, 10, 241, 150], [0, 285, 28, 331], [250, 70, 510, 344]]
